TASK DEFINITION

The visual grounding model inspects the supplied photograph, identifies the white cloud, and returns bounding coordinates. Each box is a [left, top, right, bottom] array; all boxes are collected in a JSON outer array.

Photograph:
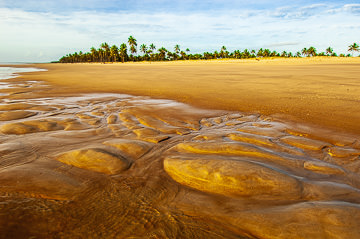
[[343, 4, 360, 14], [271, 4, 333, 19], [265, 42, 300, 47], [0, 4, 359, 62]]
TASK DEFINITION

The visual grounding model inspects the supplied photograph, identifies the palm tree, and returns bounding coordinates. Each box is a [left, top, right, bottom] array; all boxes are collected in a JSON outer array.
[[307, 46, 317, 57], [180, 51, 186, 60], [326, 47, 333, 56], [149, 43, 156, 61], [234, 50, 241, 59], [73, 52, 79, 62], [174, 45, 180, 53], [100, 42, 110, 62], [263, 49, 270, 57], [243, 49, 250, 58], [130, 46, 136, 59], [110, 45, 119, 62], [119, 43, 127, 63], [90, 47, 98, 62], [128, 36, 137, 58], [167, 51, 174, 60], [301, 48, 307, 57], [78, 51, 84, 62], [348, 43, 359, 56], [185, 48, 190, 60], [62, 39, 351, 63], [98, 49, 104, 62], [140, 44, 147, 55], [220, 46, 227, 58], [174, 44, 180, 60], [205, 52, 215, 60], [257, 48, 264, 57], [158, 47, 167, 61]]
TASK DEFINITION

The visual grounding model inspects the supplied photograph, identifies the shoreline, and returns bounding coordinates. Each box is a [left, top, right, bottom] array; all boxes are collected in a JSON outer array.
[[2, 56, 360, 66], [2, 57, 360, 137]]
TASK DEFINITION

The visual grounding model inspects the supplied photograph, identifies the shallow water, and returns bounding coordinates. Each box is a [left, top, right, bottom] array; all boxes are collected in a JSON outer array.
[[0, 67, 46, 80], [0, 68, 360, 238]]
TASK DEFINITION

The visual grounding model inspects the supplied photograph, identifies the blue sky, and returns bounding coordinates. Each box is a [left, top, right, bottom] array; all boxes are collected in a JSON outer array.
[[1, 0, 360, 62]]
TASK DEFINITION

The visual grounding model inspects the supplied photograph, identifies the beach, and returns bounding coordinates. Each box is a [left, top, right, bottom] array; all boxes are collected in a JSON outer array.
[[18, 57, 360, 136], [1, 58, 360, 238]]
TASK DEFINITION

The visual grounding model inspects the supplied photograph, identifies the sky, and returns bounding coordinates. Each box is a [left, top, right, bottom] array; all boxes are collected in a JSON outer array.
[[0, 0, 360, 62]]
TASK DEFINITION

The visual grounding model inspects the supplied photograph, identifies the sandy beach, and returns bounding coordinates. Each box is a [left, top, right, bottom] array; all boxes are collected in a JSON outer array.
[[17, 57, 360, 136], [1, 58, 360, 238]]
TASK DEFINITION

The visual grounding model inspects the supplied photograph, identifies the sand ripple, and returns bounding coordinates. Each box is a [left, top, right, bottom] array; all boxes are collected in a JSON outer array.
[[0, 77, 360, 238]]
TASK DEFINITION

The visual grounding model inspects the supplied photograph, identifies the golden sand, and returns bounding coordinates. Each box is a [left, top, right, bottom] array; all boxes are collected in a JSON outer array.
[[1, 58, 360, 238], [16, 57, 360, 136]]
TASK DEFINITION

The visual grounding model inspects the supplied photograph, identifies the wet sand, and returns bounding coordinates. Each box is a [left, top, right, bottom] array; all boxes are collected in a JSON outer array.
[[1, 58, 360, 238], [16, 57, 360, 136]]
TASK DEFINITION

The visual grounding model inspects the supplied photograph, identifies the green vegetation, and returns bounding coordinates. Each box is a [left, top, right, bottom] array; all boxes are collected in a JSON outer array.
[[59, 36, 359, 63], [348, 43, 359, 57]]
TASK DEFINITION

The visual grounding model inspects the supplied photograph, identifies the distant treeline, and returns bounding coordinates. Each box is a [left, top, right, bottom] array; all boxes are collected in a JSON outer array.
[[58, 36, 360, 63]]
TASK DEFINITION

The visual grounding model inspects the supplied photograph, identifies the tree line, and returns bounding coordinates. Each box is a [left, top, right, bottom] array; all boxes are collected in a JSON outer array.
[[58, 36, 360, 63]]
